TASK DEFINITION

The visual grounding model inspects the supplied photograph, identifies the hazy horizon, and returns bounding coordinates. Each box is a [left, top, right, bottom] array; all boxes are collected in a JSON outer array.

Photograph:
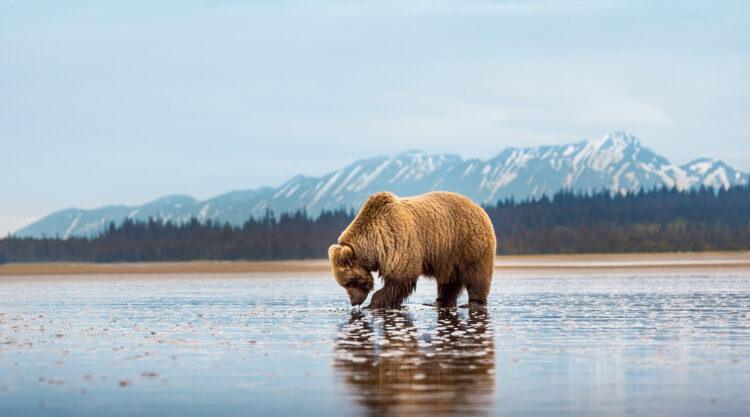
[[2, 0, 749, 234]]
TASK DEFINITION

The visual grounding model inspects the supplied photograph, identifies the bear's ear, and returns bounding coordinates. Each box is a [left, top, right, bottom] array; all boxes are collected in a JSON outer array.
[[338, 245, 355, 266], [338, 245, 355, 267], [328, 244, 340, 260], [329, 244, 355, 267]]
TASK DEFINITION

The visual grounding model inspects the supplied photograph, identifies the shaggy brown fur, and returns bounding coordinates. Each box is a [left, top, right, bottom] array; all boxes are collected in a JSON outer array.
[[328, 191, 496, 309]]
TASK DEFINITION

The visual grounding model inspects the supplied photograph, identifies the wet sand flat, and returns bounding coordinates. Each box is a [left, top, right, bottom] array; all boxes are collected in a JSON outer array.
[[1, 252, 749, 277], [1, 268, 748, 417], [0, 259, 333, 277]]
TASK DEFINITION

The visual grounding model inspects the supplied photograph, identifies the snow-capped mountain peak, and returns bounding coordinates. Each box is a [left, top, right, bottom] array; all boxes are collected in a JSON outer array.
[[14, 132, 749, 238], [681, 157, 746, 190]]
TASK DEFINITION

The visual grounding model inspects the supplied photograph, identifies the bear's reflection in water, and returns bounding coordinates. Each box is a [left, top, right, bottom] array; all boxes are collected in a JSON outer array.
[[334, 309, 495, 417]]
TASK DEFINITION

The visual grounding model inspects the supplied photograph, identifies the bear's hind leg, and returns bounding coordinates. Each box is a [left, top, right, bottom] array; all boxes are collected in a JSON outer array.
[[366, 277, 417, 309], [460, 262, 493, 308]]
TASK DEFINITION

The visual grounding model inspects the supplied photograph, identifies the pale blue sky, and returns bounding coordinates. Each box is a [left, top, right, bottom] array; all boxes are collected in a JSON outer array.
[[1, 0, 749, 234]]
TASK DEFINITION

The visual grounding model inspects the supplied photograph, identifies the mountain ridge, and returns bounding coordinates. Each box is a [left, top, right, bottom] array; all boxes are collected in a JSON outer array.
[[14, 131, 749, 239]]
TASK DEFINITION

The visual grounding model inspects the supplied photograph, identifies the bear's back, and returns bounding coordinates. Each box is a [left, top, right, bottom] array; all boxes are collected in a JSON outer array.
[[399, 191, 496, 263]]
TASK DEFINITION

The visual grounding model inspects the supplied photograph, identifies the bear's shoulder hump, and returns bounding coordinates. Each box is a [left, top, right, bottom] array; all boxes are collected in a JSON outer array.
[[364, 192, 398, 209]]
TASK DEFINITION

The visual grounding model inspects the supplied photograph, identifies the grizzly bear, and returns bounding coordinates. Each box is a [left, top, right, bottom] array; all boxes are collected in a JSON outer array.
[[328, 191, 496, 309]]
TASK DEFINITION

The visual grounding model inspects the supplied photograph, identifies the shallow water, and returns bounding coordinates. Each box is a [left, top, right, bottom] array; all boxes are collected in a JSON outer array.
[[1, 271, 748, 416]]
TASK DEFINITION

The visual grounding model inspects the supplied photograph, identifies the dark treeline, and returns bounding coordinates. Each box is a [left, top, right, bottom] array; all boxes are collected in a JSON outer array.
[[488, 185, 750, 253], [0, 210, 354, 263], [1, 185, 749, 263]]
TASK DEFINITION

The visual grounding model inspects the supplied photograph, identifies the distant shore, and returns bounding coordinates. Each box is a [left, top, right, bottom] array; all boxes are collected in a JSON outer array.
[[1, 252, 749, 276]]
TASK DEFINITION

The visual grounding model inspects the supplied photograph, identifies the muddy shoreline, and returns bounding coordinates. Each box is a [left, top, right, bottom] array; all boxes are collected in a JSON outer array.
[[1, 252, 749, 276]]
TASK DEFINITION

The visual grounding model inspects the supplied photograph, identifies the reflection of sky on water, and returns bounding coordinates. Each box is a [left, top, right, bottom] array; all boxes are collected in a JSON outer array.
[[0, 271, 748, 416]]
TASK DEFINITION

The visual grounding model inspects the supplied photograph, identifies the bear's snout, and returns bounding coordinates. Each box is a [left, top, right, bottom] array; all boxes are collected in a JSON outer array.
[[346, 286, 368, 306]]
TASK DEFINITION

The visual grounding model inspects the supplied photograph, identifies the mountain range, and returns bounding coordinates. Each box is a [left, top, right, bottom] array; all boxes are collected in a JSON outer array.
[[14, 131, 749, 239]]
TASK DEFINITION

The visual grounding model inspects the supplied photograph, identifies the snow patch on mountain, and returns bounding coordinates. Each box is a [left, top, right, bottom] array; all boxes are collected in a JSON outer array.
[[13, 131, 749, 239], [62, 214, 81, 240]]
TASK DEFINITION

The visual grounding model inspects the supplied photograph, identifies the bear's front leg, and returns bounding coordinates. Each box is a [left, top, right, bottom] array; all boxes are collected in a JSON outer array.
[[365, 278, 417, 309]]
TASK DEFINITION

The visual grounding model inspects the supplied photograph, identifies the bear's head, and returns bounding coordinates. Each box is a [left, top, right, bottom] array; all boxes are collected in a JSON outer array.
[[328, 244, 374, 306]]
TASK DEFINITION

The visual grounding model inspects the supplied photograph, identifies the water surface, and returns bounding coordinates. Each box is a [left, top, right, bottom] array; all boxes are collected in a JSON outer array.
[[1, 270, 748, 416]]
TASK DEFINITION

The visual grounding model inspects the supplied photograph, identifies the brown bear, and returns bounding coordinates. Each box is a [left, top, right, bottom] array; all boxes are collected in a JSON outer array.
[[328, 191, 496, 309]]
